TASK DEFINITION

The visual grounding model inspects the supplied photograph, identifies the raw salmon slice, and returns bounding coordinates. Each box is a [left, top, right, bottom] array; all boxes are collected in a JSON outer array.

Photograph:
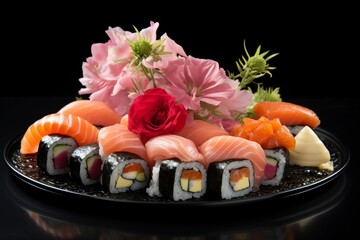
[[20, 113, 99, 154], [253, 101, 321, 128], [199, 135, 266, 189], [98, 124, 148, 162], [58, 100, 122, 127], [145, 134, 204, 166], [231, 116, 296, 150], [120, 114, 129, 126], [176, 119, 229, 146]]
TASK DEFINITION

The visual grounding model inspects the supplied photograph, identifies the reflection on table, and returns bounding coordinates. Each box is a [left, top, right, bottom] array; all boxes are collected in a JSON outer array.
[[6, 169, 348, 240]]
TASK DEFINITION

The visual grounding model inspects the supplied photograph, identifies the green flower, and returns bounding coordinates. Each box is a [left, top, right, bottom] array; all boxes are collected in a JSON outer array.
[[230, 40, 279, 89], [127, 26, 170, 85]]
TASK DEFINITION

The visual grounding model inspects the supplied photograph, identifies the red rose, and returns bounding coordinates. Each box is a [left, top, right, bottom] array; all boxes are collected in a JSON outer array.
[[128, 88, 188, 144]]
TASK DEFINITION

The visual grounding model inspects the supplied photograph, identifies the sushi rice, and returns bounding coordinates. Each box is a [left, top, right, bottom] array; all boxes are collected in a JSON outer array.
[[262, 148, 288, 186], [147, 160, 207, 201], [101, 152, 151, 193], [207, 160, 254, 200], [37, 135, 78, 176], [69, 143, 101, 185]]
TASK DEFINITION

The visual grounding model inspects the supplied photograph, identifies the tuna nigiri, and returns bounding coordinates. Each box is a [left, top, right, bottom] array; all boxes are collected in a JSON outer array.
[[97, 124, 148, 162], [176, 120, 230, 146], [199, 135, 266, 189], [253, 101, 321, 128], [20, 113, 99, 154], [58, 100, 122, 127]]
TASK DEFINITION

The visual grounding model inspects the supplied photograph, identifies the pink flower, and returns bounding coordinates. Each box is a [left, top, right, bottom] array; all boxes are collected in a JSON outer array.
[[159, 56, 236, 111], [79, 42, 131, 115], [113, 67, 153, 101], [156, 55, 253, 130], [78, 21, 186, 115], [145, 32, 187, 69]]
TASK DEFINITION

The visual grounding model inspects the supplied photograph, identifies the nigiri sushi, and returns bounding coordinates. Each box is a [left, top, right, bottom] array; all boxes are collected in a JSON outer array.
[[199, 135, 266, 197], [176, 119, 230, 146], [145, 134, 204, 165], [97, 123, 148, 161], [98, 124, 151, 193], [57, 99, 122, 127], [145, 134, 207, 201], [20, 113, 99, 155]]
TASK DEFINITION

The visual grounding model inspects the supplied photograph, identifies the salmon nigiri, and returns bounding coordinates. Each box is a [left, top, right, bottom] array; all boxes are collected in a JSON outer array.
[[20, 113, 99, 154], [145, 134, 204, 166], [145, 134, 206, 201], [253, 101, 321, 128], [98, 124, 148, 162], [176, 120, 229, 146], [58, 100, 122, 127], [231, 116, 296, 150], [199, 135, 266, 189]]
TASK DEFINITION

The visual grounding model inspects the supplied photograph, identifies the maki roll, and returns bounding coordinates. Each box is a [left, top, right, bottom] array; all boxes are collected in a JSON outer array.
[[97, 124, 151, 194], [207, 160, 254, 199], [145, 135, 207, 201], [69, 143, 102, 185], [262, 147, 289, 186], [148, 159, 207, 201], [37, 134, 78, 175], [199, 135, 266, 199], [101, 152, 150, 193]]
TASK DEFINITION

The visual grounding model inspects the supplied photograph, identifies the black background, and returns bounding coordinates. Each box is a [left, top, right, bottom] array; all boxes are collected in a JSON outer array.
[[3, 3, 355, 99], [1, 3, 359, 239]]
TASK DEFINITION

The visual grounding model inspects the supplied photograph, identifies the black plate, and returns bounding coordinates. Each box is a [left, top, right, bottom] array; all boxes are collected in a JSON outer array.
[[3, 128, 350, 207]]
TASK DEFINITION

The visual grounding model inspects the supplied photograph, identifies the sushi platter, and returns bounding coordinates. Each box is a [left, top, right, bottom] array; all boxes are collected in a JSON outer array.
[[1, 22, 351, 206], [3, 127, 349, 206]]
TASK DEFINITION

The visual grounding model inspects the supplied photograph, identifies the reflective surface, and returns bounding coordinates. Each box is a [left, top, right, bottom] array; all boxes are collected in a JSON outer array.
[[5, 170, 350, 239], [4, 128, 349, 206], [1, 96, 359, 239]]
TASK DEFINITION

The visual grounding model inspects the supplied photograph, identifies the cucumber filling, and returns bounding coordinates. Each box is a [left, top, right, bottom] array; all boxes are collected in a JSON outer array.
[[53, 144, 71, 169]]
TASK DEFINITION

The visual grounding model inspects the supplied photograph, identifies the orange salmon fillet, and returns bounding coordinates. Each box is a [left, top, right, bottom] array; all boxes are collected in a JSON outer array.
[[253, 101, 320, 128], [98, 124, 148, 162], [176, 119, 229, 146], [58, 100, 122, 127], [20, 113, 99, 154], [145, 134, 204, 166], [120, 114, 129, 126], [199, 135, 266, 189]]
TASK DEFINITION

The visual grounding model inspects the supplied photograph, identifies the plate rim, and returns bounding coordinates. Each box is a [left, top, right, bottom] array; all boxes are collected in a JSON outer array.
[[3, 127, 350, 207]]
